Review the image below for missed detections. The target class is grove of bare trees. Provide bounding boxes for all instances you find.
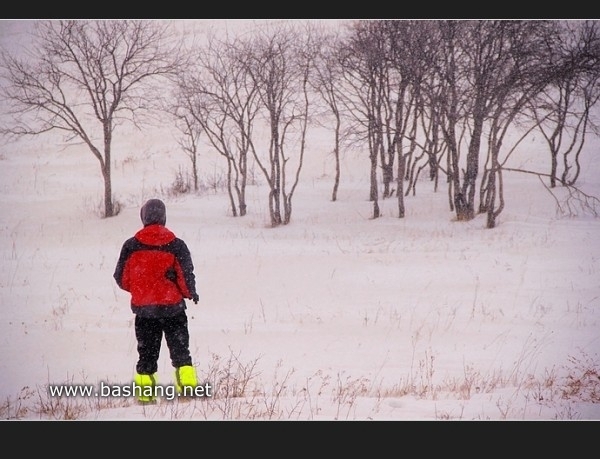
[2,19,599,228]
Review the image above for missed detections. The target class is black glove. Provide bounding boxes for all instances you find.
[192,293,199,304]
[165,267,177,282]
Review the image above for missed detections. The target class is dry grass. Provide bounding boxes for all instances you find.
[1,348,598,420]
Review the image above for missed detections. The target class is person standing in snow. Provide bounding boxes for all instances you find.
[113,198,200,403]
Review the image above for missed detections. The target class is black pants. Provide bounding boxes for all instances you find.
[134,311,192,375]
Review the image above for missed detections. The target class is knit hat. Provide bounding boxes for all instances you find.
[140,198,166,226]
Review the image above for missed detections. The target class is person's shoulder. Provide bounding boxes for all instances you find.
[170,236,191,251]
[120,235,140,249]
[172,236,189,246]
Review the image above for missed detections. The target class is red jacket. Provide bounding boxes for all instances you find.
[114,224,197,317]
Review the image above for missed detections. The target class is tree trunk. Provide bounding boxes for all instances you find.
[332,137,340,202]
[396,152,405,218]
[370,152,380,219]
[102,126,114,218]
[550,151,558,188]
[459,115,484,221]
[226,160,237,217]
[102,163,114,218]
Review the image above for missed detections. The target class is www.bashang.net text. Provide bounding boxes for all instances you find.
[47,381,213,401]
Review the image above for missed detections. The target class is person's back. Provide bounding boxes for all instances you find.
[114,198,200,403]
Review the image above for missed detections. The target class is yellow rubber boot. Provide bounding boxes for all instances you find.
[134,372,158,404]
[175,365,197,396]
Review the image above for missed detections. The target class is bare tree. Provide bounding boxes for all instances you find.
[338,21,442,220]
[0,20,187,217]
[428,21,552,223]
[175,33,260,217]
[172,111,202,192]
[312,29,345,202]
[384,20,434,218]
[337,21,395,219]
[477,21,600,228]
[529,20,600,188]
[246,22,317,226]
